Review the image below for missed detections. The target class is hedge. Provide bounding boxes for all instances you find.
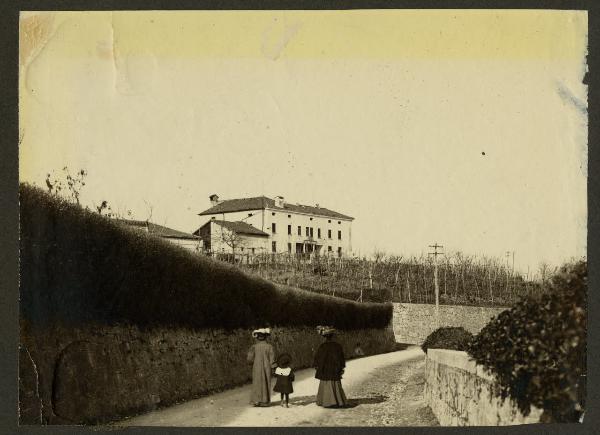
[19,184,392,331]
[421,327,473,354]
[467,261,587,422]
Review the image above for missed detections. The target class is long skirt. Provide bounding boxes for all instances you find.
[250,371,272,406]
[316,380,347,407]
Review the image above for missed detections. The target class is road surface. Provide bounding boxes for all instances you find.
[117,346,438,427]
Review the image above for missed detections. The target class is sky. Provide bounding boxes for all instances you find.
[19,10,588,273]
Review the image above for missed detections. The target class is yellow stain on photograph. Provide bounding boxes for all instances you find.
[19,10,587,270]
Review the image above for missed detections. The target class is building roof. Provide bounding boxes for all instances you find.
[196,220,270,237]
[116,219,199,240]
[198,196,353,220]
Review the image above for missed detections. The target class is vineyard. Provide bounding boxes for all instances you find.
[217,252,550,307]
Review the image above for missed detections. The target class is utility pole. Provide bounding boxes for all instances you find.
[526,264,530,296]
[512,251,515,275]
[512,251,515,296]
[429,243,444,328]
[505,251,511,295]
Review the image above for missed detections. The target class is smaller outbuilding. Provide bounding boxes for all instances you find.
[116,219,201,253]
[194,219,270,257]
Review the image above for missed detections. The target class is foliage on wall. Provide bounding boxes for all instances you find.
[468,261,587,422]
[421,326,474,353]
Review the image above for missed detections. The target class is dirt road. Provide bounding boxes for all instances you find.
[117,346,438,427]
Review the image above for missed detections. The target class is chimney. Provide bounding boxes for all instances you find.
[209,194,220,207]
[274,196,285,208]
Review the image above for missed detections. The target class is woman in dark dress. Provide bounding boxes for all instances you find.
[313,326,347,408]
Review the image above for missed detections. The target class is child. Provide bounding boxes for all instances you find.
[273,353,295,407]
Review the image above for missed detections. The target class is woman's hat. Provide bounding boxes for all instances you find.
[277,353,292,367]
[316,325,337,336]
[252,327,271,337]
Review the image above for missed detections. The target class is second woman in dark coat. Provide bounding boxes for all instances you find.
[313,326,348,408]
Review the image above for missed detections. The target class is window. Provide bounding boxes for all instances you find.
[310,217,313,221]
[211,217,216,220]
[288,214,291,218]
[328,246,332,252]
[328,220,331,223]
[272,223,276,233]
[287,224,292,235]
[297,226,301,235]
[248,213,253,217]
[310,227,314,238]
[240,247,244,252]
[338,221,341,224]
[318,228,321,238]
[306,227,309,236]
[272,212,276,216]
[252,248,255,254]
[287,242,292,253]
[272,241,277,253]
[337,247,342,257]
[338,230,342,240]
[328,229,332,239]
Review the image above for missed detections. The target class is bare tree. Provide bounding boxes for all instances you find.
[369,250,386,291]
[443,255,449,298]
[487,258,494,304]
[45,167,87,204]
[217,224,245,261]
[96,200,112,216]
[142,199,154,222]
[538,262,555,287]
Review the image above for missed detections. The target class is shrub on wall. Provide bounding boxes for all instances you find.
[421,327,473,353]
[467,261,587,423]
[19,184,392,331]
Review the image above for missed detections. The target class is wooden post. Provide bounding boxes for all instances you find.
[434,259,439,326]
[429,243,444,328]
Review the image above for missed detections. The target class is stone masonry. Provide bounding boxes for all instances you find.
[392,303,506,344]
[424,349,543,426]
[19,322,395,425]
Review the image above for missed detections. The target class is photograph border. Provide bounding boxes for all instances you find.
[1,1,597,434]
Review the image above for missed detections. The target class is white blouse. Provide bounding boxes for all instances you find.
[275,367,292,376]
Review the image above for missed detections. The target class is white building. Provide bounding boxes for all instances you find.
[197,194,354,257]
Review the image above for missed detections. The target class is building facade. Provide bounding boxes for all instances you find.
[194,219,270,255]
[197,195,354,257]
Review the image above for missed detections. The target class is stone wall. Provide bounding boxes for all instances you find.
[425,349,543,426]
[19,322,395,425]
[393,303,506,344]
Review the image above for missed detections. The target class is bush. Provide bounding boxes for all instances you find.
[421,327,474,353]
[19,184,392,331]
[467,261,587,422]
